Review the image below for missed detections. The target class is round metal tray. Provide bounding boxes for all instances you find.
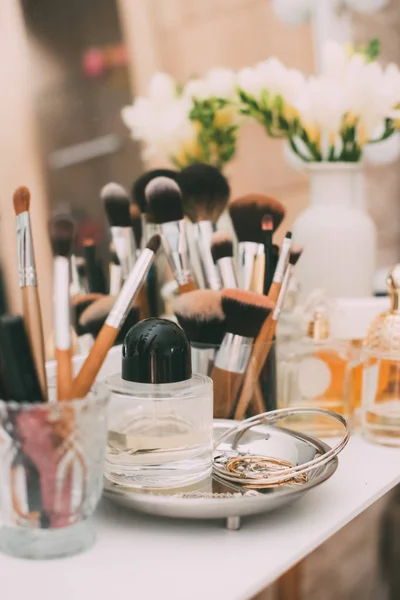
[103,419,339,529]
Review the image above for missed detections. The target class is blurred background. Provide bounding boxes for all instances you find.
[1,2,400,595]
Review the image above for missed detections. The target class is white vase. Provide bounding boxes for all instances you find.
[292,163,376,299]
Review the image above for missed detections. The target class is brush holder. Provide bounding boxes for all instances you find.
[0,383,108,560]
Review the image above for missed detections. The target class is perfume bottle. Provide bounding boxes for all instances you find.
[362,265,400,446]
[279,308,354,436]
[105,318,214,489]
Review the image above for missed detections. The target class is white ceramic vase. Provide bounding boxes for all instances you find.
[292,163,376,299]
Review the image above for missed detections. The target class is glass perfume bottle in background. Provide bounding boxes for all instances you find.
[278,308,356,436]
[361,265,400,446]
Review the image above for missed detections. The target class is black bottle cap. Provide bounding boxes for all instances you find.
[122,318,192,384]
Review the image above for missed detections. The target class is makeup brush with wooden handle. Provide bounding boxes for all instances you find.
[179,163,230,291]
[13,186,47,399]
[49,215,75,401]
[229,193,285,294]
[234,246,303,420]
[71,234,161,399]
[211,289,274,419]
[145,176,198,295]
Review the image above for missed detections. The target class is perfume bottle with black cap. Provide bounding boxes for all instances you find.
[105,318,213,489]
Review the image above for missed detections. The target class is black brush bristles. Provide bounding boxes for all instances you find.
[101,182,131,227]
[173,290,225,346]
[48,215,75,257]
[229,194,286,243]
[221,289,274,338]
[145,177,184,224]
[289,245,303,266]
[132,169,178,219]
[130,202,143,248]
[211,231,234,263]
[178,163,230,223]
[146,234,161,254]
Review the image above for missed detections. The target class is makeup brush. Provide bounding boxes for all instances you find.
[108,243,122,296]
[83,239,105,294]
[235,248,303,420]
[173,290,225,376]
[129,202,150,319]
[71,234,161,398]
[78,294,140,343]
[102,183,136,281]
[49,215,75,401]
[229,194,286,293]
[72,293,104,336]
[0,315,45,403]
[210,231,238,288]
[130,202,143,252]
[211,290,274,419]
[179,164,230,290]
[132,169,178,222]
[13,186,47,399]
[70,254,86,297]
[262,214,274,295]
[268,231,293,303]
[145,176,197,294]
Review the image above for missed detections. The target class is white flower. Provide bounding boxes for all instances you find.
[237,66,265,97]
[322,41,350,80]
[184,68,236,100]
[295,76,346,136]
[122,72,195,161]
[364,133,400,165]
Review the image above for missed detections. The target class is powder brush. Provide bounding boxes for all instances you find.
[13,186,47,399]
[71,234,161,398]
[229,193,286,293]
[173,289,225,376]
[234,247,303,420]
[211,289,274,418]
[79,294,139,343]
[145,176,197,294]
[210,231,238,288]
[102,182,136,281]
[179,164,230,290]
[132,168,178,223]
[49,215,75,401]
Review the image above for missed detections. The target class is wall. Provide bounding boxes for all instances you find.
[118,0,314,241]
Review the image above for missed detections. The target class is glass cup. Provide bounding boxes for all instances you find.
[0,383,108,559]
[361,348,400,446]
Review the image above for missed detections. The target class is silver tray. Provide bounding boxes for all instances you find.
[103,419,339,530]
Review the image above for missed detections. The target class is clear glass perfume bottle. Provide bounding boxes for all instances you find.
[362,265,400,446]
[105,318,214,489]
[278,308,354,436]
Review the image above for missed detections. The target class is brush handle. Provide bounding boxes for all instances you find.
[234,316,276,420]
[22,287,47,398]
[211,365,244,419]
[71,324,117,398]
[55,348,73,401]
[250,254,265,294]
[178,280,197,295]
[134,284,150,319]
[268,281,281,304]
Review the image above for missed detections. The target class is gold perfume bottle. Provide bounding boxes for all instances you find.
[362,265,400,446]
[279,308,355,436]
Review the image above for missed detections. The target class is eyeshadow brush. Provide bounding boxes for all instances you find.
[13,186,47,399]
[210,232,238,288]
[71,234,161,398]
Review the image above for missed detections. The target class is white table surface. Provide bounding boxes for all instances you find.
[2,434,399,600]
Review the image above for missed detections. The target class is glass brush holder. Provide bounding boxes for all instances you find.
[0,383,108,560]
[105,318,214,490]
